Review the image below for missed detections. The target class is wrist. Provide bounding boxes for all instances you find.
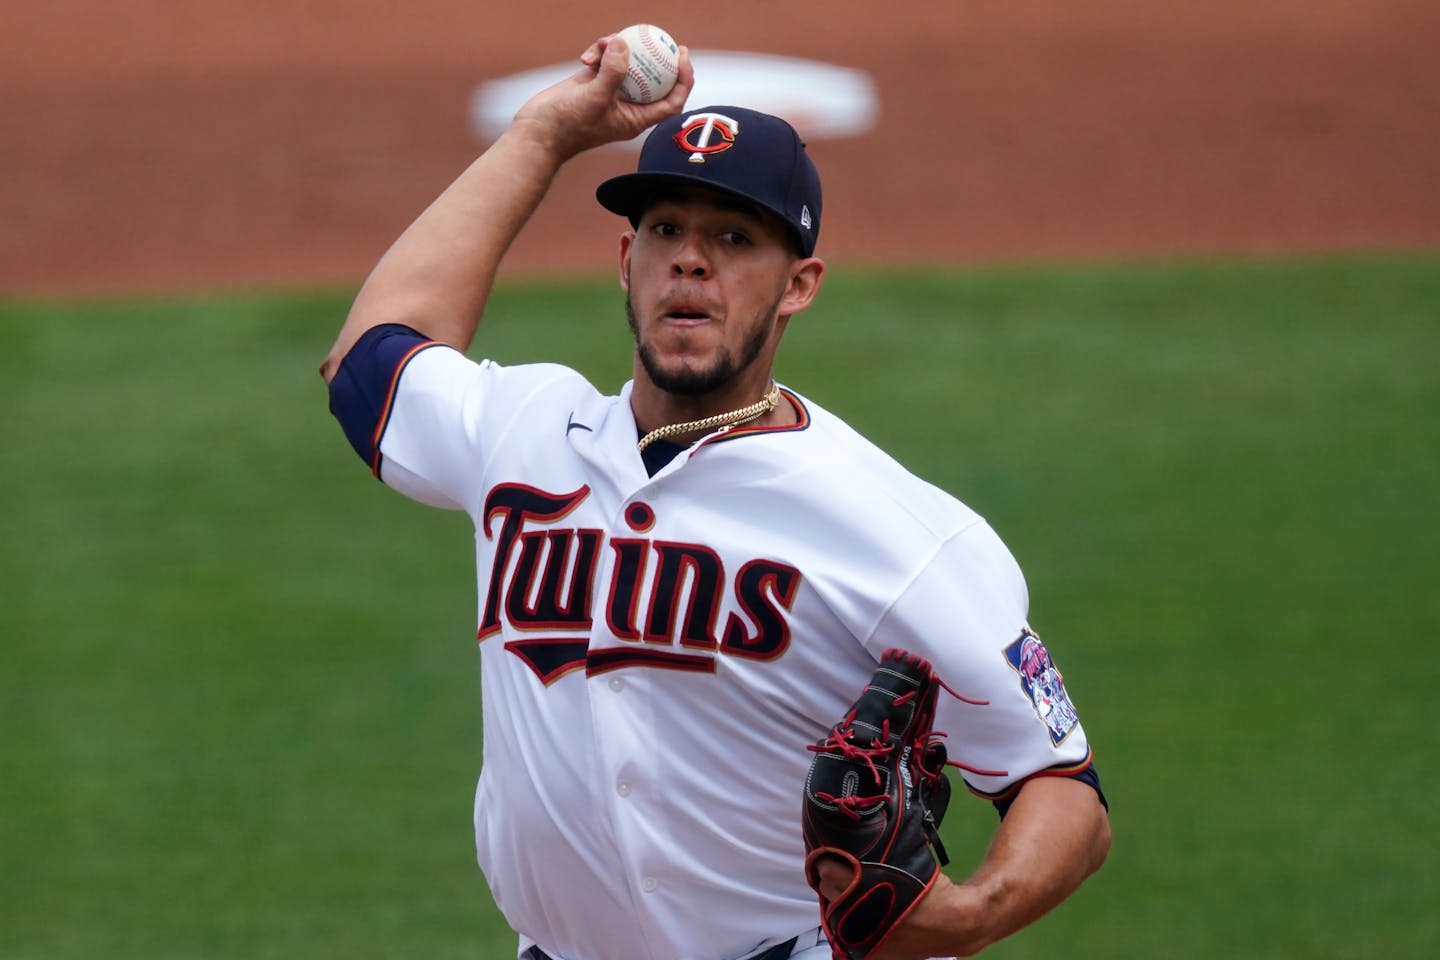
[879,874,992,960]
[497,117,578,169]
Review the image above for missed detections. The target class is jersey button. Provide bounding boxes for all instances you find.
[609,677,625,692]
[616,780,631,797]
[641,877,658,893]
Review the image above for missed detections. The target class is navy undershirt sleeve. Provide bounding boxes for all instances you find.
[993,763,1108,819]
[327,323,439,469]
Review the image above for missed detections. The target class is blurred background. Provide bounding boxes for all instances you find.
[3,2,1438,958]
[5,0,1438,294]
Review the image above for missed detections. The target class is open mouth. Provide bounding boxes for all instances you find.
[657,292,719,324]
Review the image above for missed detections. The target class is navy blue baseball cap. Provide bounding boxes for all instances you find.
[596,106,823,257]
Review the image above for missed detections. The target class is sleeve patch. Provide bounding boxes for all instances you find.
[1003,627,1080,745]
[327,324,442,474]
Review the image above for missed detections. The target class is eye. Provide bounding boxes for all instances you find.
[720,230,752,246]
[651,222,680,238]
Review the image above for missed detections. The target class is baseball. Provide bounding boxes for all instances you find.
[615,24,680,104]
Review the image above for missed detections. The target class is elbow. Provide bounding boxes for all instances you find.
[1087,807,1113,876]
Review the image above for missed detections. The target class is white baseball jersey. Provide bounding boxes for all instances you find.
[329,325,1098,960]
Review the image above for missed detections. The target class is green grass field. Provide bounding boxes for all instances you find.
[4,253,1437,959]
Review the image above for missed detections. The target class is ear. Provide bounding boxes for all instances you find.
[779,257,826,318]
[618,231,636,292]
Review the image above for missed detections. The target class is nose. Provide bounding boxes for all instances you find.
[671,236,709,278]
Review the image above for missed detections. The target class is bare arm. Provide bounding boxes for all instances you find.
[319,35,693,382]
[818,776,1111,958]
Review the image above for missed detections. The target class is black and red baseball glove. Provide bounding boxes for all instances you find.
[802,649,955,960]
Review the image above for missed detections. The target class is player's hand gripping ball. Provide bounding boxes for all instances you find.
[615,24,680,104]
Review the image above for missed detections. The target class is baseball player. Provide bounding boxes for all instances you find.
[321,33,1109,960]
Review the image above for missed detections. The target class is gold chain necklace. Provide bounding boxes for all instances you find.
[636,385,782,453]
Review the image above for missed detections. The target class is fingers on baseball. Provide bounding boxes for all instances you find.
[597,36,630,80]
[601,38,665,109]
[664,45,694,105]
[576,38,599,69]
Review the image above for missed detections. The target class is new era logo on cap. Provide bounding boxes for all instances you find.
[596,105,823,256]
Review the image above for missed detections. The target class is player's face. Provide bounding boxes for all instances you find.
[620,188,822,398]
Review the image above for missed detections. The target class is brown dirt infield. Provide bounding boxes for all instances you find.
[3,1,1437,295]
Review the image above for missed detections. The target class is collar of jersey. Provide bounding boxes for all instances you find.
[689,387,810,456]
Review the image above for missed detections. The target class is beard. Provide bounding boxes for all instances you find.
[625,291,781,397]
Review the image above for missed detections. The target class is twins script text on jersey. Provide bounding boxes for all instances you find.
[481,482,801,683]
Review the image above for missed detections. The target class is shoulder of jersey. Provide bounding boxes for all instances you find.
[761,392,984,537]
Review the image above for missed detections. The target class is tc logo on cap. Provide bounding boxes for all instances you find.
[674,112,740,164]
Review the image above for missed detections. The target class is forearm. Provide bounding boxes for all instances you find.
[888,777,1111,958]
[319,34,693,383]
[321,127,565,380]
